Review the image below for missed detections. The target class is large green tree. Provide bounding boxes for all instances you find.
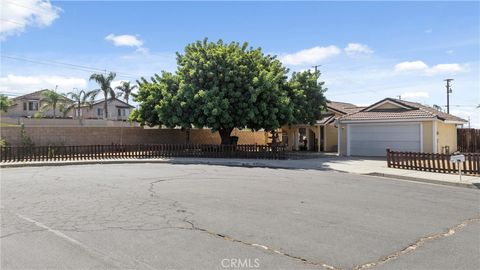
[132,39,327,144]
[89,72,116,118]
[287,70,327,125]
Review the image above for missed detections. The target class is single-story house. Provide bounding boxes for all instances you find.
[281,101,361,152]
[78,97,134,121]
[3,89,74,118]
[337,98,467,156]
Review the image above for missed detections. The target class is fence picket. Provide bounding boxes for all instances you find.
[386,150,479,176]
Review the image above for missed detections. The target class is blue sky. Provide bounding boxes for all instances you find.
[1,1,479,126]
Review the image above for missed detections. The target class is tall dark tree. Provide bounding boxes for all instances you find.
[89,72,116,118]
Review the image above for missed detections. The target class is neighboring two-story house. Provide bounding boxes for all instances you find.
[78,97,134,120]
[3,90,134,121]
[2,89,74,118]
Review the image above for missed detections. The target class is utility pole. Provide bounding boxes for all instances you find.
[444,79,453,114]
[311,65,321,73]
[397,95,402,100]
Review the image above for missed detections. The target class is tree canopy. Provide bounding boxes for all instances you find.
[131,39,327,144]
[0,94,12,112]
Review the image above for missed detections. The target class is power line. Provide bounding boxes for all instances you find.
[1,55,139,79]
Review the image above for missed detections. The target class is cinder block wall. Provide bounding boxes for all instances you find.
[0,127,268,146]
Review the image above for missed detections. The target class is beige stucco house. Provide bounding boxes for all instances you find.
[78,98,134,121]
[281,101,361,152]
[2,89,74,118]
[337,98,467,156]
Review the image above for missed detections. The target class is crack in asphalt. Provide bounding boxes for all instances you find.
[181,219,342,270]
[145,171,343,269]
[353,216,480,270]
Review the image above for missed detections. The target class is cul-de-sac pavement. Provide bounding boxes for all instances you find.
[1,163,479,270]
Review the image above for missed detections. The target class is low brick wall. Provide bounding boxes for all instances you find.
[0,127,268,146]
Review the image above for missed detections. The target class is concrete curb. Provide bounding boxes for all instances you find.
[1,159,478,190]
[0,159,292,170]
[365,172,479,190]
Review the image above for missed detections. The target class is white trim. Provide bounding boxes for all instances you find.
[420,122,423,152]
[324,125,327,152]
[346,124,351,156]
[364,100,412,111]
[433,121,437,153]
[337,125,341,156]
[346,121,425,126]
[339,118,436,124]
[443,120,467,124]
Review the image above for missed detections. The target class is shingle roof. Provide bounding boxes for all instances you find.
[339,98,467,123]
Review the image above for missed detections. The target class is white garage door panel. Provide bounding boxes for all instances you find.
[349,124,421,156]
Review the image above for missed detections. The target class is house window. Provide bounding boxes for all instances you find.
[75,109,82,117]
[28,101,38,111]
[23,102,27,111]
[118,108,126,117]
[97,108,104,117]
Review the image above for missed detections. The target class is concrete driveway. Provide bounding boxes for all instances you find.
[1,163,479,270]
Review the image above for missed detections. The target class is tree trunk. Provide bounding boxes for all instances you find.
[219,128,233,145]
[104,96,108,119]
[53,102,56,119]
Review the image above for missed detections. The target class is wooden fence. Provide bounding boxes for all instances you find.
[457,128,480,153]
[0,144,286,162]
[386,149,479,175]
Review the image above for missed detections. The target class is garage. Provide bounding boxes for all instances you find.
[348,123,421,156]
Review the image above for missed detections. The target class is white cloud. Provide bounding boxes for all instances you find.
[424,29,433,34]
[451,108,479,128]
[394,61,429,72]
[279,45,341,66]
[446,50,454,55]
[0,74,87,95]
[394,61,467,75]
[344,43,373,56]
[401,91,429,99]
[105,34,142,47]
[0,0,61,40]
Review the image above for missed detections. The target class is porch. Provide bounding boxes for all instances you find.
[281,124,339,153]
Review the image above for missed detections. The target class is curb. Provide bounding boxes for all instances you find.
[1,159,478,190]
[0,159,289,170]
[365,172,479,190]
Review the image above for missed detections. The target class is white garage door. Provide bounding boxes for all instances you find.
[348,123,421,156]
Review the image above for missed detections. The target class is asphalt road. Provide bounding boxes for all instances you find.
[1,163,479,270]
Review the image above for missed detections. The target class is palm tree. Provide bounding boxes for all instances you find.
[41,89,67,118]
[67,89,97,122]
[115,81,137,105]
[89,72,116,118]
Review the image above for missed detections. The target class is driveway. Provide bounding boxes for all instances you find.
[1,163,479,269]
